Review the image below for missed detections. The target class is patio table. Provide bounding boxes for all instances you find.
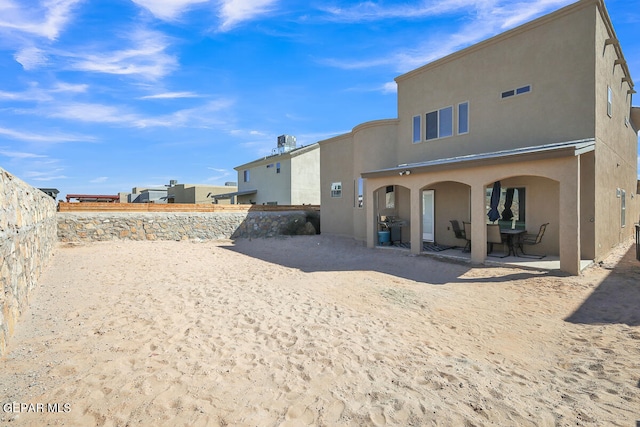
[500,228,526,257]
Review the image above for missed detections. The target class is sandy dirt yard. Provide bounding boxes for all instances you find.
[1,235,639,426]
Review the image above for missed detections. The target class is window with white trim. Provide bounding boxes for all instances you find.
[501,84,531,99]
[458,102,469,134]
[412,115,421,143]
[355,178,363,208]
[425,106,453,140]
[330,182,342,198]
[243,170,250,182]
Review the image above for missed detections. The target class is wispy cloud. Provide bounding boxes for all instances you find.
[31,98,235,128]
[14,46,48,70]
[131,0,209,21]
[320,0,574,73]
[0,81,88,102]
[90,176,109,183]
[23,168,68,182]
[133,99,235,128]
[0,126,94,143]
[218,0,279,31]
[140,91,201,99]
[205,167,232,182]
[319,0,482,22]
[66,28,177,80]
[0,149,48,159]
[43,102,140,124]
[0,0,82,40]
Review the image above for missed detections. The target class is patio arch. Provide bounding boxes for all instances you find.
[371,183,411,246]
[363,153,584,274]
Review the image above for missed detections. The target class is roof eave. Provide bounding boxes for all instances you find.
[361,139,596,179]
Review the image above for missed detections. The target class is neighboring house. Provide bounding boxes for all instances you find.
[319,0,639,275]
[234,136,320,205]
[38,188,59,199]
[166,183,238,204]
[128,188,168,203]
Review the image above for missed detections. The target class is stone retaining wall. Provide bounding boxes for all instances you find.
[57,210,320,242]
[0,168,57,355]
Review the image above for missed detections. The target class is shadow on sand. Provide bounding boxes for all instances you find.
[222,235,567,286]
[566,245,640,326]
[221,235,470,285]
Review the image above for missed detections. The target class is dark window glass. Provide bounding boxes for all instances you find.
[425,111,438,140]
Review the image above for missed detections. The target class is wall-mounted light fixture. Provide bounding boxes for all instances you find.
[398,170,412,176]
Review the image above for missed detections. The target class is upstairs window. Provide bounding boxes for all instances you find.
[276,162,281,173]
[243,170,250,182]
[412,115,421,143]
[425,106,453,140]
[425,111,438,140]
[607,86,613,117]
[458,102,469,134]
[502,85,531,99]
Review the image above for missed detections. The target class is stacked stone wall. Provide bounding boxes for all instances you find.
[57,210,319,242]
[0,168,57,355]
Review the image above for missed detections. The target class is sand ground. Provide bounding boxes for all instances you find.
[1,235,639,426]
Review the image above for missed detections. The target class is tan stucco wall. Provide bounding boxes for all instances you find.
[318,0,638,275]
[320,134,354,237]
[395,2,595,163]
[237,157,292,205]
[236,145,320,205]
[291,148,321,205]
[593,3,639,260]
[169,184,237,204]
[352,120,400,241]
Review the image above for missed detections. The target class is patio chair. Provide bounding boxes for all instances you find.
[519,223,549,259]
[487,224,508,257]
[450,220,466,239]
[462,222,471,252]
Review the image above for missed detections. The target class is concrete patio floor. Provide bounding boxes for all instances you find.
[377,243,594,274]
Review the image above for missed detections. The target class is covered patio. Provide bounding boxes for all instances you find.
[362,140,596,275]
[376,243,594,274]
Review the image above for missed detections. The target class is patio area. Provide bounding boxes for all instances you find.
[376,242,594,273]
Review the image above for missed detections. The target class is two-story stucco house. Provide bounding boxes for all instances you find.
[234,136,320,205]
[319,0,640,275]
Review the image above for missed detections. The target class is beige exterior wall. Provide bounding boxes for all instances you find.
[237,157,291,204]
[291,148,321,205]
[352,120,399,240]
[320,134,354,237]
[592,3,640,259]
[396,2,596,163]
[168,184,237,204]
[236,144,320,205]
[318,0,638,275]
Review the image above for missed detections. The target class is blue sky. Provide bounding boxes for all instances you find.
[1,0,639,198]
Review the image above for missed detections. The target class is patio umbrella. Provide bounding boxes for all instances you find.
[487,181,501,222]
[501,188,514,220]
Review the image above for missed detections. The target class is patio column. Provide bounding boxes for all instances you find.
[470,183,487,264]
[559,157,581,275]
[366,179,375,248]
[410,186,421,255]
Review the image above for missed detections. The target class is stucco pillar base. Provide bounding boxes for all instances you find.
[470,183,487,264]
